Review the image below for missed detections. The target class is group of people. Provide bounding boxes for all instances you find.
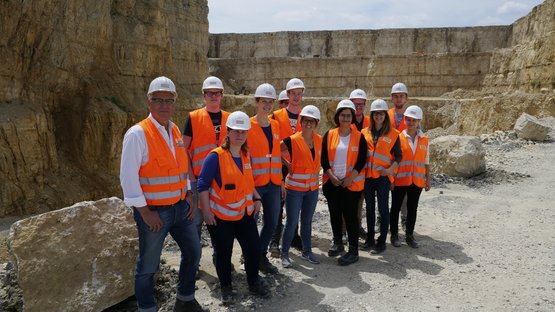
[120,76,431,311]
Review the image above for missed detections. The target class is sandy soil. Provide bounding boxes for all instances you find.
[3,120,555,312]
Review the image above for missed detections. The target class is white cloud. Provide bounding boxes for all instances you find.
[496,1,529,14]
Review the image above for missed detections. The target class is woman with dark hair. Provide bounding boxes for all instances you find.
[361,99,402,254]
[321,100,367,265]
[198,111,270,304]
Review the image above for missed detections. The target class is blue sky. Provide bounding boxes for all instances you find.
[207,0,544,33]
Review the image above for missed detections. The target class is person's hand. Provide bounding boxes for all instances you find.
[341,175,355,188]
[254,200,262,215]
[390,183,395,191]
[425,178,431,192]
[186,192,195,220]
[328,173,342,187]
[281,184,286,200]
[137,206,163,232]
[380,167,393,177]
[202,208,217,226]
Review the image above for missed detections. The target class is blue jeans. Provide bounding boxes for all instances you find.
[256,183,281,254]
[133,200,200,312]
[364,177,391,244]
[282,188,319,256]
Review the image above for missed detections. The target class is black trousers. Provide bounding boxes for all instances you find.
[323,181,362,253]
[391,184,423,236]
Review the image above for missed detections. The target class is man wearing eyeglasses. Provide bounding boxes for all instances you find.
[120,76,206,311]
[182,76,230,248]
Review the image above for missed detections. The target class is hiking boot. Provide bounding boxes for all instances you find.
[301,252,320,264]
[360,238,375,251]
[390,234,401,247]
[174,298,208,312]
[327,243,345,257]
[220,285,234,305]
[370,242,386,254]
[249,278,271,299]
[281,255,292,268]
[259,254,278,274]
[269,240,280,258]
[337,251,359,266]
[406,235,419,248]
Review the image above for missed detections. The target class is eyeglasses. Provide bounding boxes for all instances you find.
[150,98,176,105]
[204,91,222,97]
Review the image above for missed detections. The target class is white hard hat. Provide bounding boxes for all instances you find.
[391,82,408,95]
[254,83,276,99]
[404,105,423,120]
[286,78,305,91]
[202,76,224,91]
[148,76,176,96]
[278,90,288,101]
[336,99,356,112]
[370,99,389,112]
[299,105,321,121]
[349,89,367,100]
[226,111,251,130]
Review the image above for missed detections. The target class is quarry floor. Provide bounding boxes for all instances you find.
[2,120,555,312]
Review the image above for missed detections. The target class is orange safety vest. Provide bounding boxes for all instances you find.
[323,128,365,191]
[361,127,400,181]
[394,133,428,188]
[247,117,282,186]
[208,147,255,221]
[285,132,322,192]
[188,108,230,177]
[138,118,188,206]
[389,108,407,132]
[351,115,371,132]
[273,107,301,140]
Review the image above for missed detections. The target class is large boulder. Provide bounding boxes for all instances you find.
[430,135,486,177]
[513,113,550,141]
[7,197,137,312]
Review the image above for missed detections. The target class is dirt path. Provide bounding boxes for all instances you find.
[181,122,555,312]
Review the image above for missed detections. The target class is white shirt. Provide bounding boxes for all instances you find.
[120,114,188,208]
[401,129,429,165]
[332,134,350,180]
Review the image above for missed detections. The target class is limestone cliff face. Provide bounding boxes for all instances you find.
[483,0,555,93]
[0,0,209,216]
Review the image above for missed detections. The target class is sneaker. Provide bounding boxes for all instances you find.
[301,252,320,264]
[220,285,234,305]
[390,234,401,247]
[259,255,278,274]
[249,278,271,299]
[370,242,386,255]
[337,251,359,266]
[406,235,419,248]
[327,243,345,257]
[359,227,367,239]
[360,238,375,251]
[281,255,292,268]
[174,298,208,312]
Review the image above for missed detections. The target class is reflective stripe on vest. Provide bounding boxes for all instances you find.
[247,117,283,186]
[322,128,365,191]
[361,127,399,180]
[138,118,189,206]
[208,147,255,220]
[188,109,229,177]
[284,132,322,192]
[394,133,428,188]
